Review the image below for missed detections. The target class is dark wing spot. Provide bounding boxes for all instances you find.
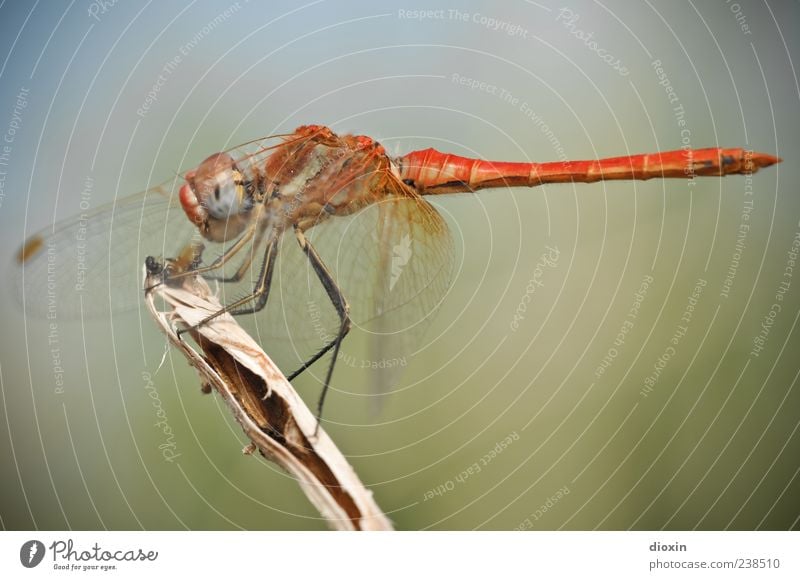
[16,235,44,264]
[403,178,415,186]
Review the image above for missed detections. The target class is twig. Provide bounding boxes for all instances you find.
[143,267,393,531]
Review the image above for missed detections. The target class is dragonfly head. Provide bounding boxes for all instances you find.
[179,152,254,243]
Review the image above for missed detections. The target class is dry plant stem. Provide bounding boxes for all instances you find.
[143,268,393,531]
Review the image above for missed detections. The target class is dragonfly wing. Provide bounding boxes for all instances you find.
[260,181,455,399]
[12,177,198,318]
[360,188,455,403]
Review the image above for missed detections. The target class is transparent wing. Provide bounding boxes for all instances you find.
[251,182,455,398]
[11,177,198,318]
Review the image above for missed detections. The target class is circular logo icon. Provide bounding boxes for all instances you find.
[20,540,45,568]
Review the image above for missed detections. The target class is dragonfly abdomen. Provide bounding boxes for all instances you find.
[399,146,781,195]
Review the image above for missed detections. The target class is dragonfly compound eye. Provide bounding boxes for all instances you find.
[181,152,253,243]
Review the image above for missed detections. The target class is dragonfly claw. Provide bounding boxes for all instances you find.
[145,255,164,276]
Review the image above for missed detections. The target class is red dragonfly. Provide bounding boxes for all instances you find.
[16,125,780,417]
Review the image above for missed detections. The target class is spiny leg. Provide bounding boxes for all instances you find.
[225,234,279,316]
[177,234,278,335]
[145,220,258,291]
[203,225,268,284]
[177,223,256,277]
[287,225,351,434]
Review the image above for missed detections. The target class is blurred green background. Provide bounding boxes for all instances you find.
[0,0,798,530]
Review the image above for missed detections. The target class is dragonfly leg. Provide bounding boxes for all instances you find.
[286,225,351,434]
[202,225,267,283]
[176,235,278,335]
[153,220,258,286]
[224,235,279,316]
